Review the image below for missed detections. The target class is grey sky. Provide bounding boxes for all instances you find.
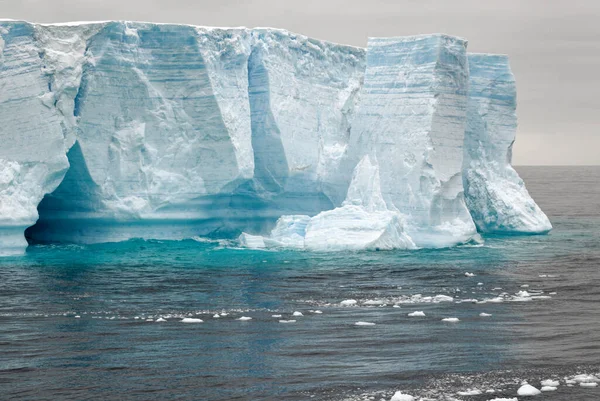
[1,0,598,165]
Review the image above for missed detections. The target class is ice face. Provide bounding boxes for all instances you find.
[248,29,365,206]
[345,35,477,248]
[463,54,551,233]
[0,22,76,255]
[0,21,550,256]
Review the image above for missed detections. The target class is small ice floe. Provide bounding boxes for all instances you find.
[580,382,598,388]
[517,383,541,396]
[521,284,530,288]
[569,374,599,384]
[312,310,323,314]
[354,321,376,326]
[407,311,425,317]
[433,295,454,303]
[541,386,557,391]
[457,389,481,396]
[363,299,385,306]
[279,320,296,324]
[541,379,560,387]
[477,282,483,286]
[479,313,492,317]
[390,391,414,401]
[181,318,203,323]
[220,312,229,316]
[465,272,476,277]
[340,299,357,306]
[156,318,166,322]
[539,274,548,278]
[238,316,252,321]
[392,305,401,308]
[272,314,282,318]
[213,314,220,318]
[146,318,154,322]
[75,315,81,318]
[441,317,459,322]
[549,292,557,295]
[489,398,517,401]
[292,311,303,317]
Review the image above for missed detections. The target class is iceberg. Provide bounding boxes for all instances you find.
[0,20,550,256]
[463,54,551,233]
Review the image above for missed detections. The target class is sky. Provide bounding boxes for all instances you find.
[1,0,598,165]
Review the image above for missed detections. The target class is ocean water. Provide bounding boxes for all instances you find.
[0,166,599,400]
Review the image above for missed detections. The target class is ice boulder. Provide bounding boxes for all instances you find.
[344,35,477,248]
[242,155,416,251]
[463,54,551,233]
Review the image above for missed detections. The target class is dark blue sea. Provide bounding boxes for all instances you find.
[1,166,599,400]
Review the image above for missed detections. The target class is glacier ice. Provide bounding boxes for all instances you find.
[0,20,551,256]
[463,54,552,234]
[343,35,477,248]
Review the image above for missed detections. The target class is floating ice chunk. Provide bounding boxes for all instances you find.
[354,321,376,326]
[303,205,416,251]
[267,215,310,249]
[156,318,166,322]
[238,316,252,321]
[213,314,220,318]
[541,386,557,391]
[465,272,475,277]
[442,317,460,322]
[341,299,357,306]
[389,391,414,401]
[570,374,599,383]
[433,295,454,303]
[580,382,598,388]
[238,233,266,249]
[457,389,481,396]
[272,314,282,318]
[181,318,203,323]
[313,310,323,314]
[408,311,426,317]
[364,300,385,305]
[75,315,81,318]
[479,313,492,317]
[517,383,541,396]
[541,379,560,387]
[477,282,483,286]
[279,320,296,324]
[292,311,303,316]
[220,312,229,316]
[489,398,517,401]
[521,284,530,288]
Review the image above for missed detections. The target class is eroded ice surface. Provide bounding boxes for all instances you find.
[463,54,551,234]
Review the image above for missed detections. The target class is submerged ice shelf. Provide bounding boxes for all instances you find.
[0,21,550,255]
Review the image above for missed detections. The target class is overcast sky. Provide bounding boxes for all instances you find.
[2,0,598,165]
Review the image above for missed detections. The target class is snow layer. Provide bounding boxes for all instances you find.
[0,21,550,255]
[463,54,552,233]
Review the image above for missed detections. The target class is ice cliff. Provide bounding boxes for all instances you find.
[463,54,551,233]
[0,20,550,256]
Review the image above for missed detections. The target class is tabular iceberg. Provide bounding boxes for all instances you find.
[0,20,550,256]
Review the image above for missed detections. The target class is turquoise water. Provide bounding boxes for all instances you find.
[1,167,599,400]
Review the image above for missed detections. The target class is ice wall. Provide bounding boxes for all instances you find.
[346,35,477,247]
[0,21,89,255]
[248,29,365,208]
[26,22,256,244]
[463,54,551,233]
